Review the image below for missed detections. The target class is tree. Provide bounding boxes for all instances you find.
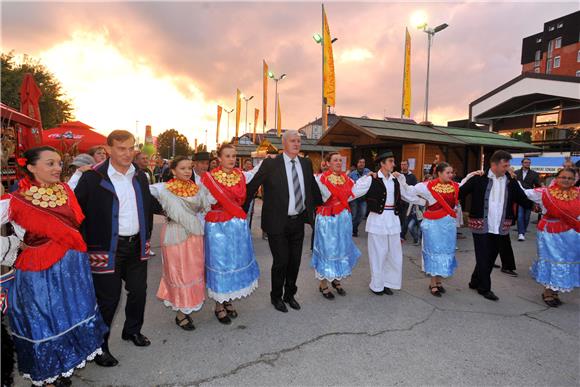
[195,143,207,152]
[157,129,192,159]
[1,51,74,129]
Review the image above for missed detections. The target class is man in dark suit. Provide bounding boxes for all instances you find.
[459,150,533,301]
[515,157,541,241]
[244,130,322,313]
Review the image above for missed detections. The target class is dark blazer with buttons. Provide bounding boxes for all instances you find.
[515,168,541,189]
[244,154,323,235]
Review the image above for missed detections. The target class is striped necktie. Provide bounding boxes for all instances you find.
[291,159,305,214]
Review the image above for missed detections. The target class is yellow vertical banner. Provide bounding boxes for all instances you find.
[263,60,268,132]
[235,89,241,143]
[253,108,259,143]
[323,5,335,107]
[277,97,282,137]
[216,105,222,144]
[402,27,412,118]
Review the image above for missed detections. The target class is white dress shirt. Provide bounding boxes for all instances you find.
[487,169,507,235]
[283,153,306,216]
[108,163,140,236]
[193,170,202,185]
[365,171,417,235]
[522,169,528,180]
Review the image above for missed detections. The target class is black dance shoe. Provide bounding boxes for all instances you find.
[331,281,346,296]
[371,289,384,296]
[478,290,499,301]
[383,287,393,295]
[121,332,151,347]
[283,296,301,310]
[319,286,335,300]
[271,298,288,313]
[501,269,518,277]
[94,350,119,367]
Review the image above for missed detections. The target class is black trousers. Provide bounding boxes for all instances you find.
[497,234,516,270]
[471,233,507,292]
[92,236,147,350]
[267,214,306,300]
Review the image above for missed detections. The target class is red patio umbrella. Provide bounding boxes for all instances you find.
[19,73,43,149]
[42,121,107,154]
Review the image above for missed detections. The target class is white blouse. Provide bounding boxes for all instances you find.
[314,174,373,203]
[0,198,26,267]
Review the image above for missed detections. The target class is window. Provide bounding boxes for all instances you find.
[534,50,541,66]
[576,70,580,77]
[577,49,580,62]
[554,56,560,68]
[555,37,562,49]
[534,67,540,73]
[535,112,559,127]
[546,58,552,74]
[548,25,555,31]
[536,37,542,43]
[557,22,563,28]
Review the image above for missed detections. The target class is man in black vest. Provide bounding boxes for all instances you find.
[365,151,420,295]
[514,157,540,241]
[75,130,161,367]
[459,150,533,301]
[244,130,322,313]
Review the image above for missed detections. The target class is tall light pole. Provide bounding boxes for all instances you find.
[268,71,286,133]
[417,22,448,123]
[243,95,254,133]
[224,107,234,142]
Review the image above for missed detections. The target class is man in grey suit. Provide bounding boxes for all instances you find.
[515,157,541,241]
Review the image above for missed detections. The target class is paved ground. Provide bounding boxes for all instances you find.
[16,200,579,386]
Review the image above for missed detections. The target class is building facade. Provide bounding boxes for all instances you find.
[521,11,580,77]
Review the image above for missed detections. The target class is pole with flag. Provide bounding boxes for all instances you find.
[216,105,223,145]
[263,60,268,133]
[277,98,282,137]
[322,4,336,133]
[401,27,412,118]
[253,108,259,143]
[235,89,241,144]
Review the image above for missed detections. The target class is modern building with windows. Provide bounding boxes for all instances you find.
[521,10,579,76]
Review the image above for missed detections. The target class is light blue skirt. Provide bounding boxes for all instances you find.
[311,209,361,281]
[8,250,108,385]
[205,218,260,302]
[531,229,580,292]
[421,215,457,277]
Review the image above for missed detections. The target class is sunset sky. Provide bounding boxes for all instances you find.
[2,1,577,149]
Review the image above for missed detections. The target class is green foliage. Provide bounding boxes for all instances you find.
[157,129,192,159]
[195,143,207,152]
[1,51,74,129]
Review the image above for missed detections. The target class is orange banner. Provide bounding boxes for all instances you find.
[235,89,241,143]
[253,108,259,143]
[323,5,335,107]
[402,27,411,118]
[263,60,268,132]
[216,105,222,144]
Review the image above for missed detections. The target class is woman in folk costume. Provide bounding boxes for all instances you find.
[396,162,482,297]
[149,156,211,331]
[518,167,580,307]
[1,146,107,386]
[311,152,371,299]
[201,144,260,325]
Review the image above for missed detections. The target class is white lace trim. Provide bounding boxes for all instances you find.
[207,280,258,303]
[539,283,575,293]
[423,270,453,278]
[314,270,351,281]
[162,300,203,314]
[23,347,102,386]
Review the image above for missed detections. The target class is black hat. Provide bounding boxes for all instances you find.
[193,151,210,161]
[374,150,394,163]
[267,149,279,155]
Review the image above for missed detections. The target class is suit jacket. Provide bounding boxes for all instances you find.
[515,168,540,189]
[244,154,322,234]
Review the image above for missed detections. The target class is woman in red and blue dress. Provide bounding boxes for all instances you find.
[398,163,482,297]
[311,152,371,299]
[1,146,107,386]
[201,144,260,324]
[518,167,580,307]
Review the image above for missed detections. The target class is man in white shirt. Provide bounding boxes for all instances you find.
[75,130,161,367]
[459,150,533,301]
[364,151,421,295]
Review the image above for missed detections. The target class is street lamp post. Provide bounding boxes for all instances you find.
[418,22,448,123]
[268,72,286,133]
[243,95,254,134]
[224,107,234,142]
